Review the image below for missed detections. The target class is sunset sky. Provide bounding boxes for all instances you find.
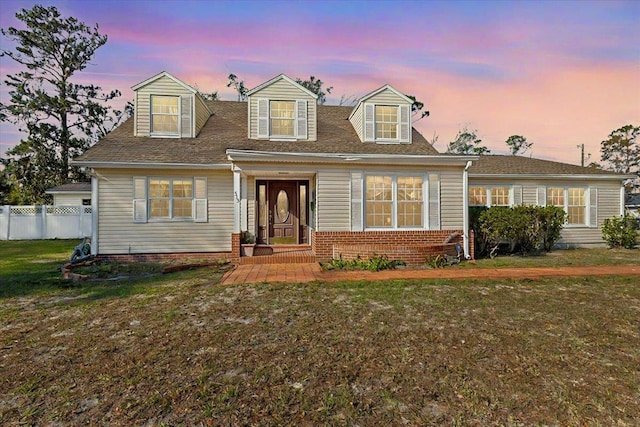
[1,0,639,166]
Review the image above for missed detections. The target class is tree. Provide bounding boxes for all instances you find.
[0,5,121,204]
[295,76,333,105]
[505,135,532,155]
[600,125,639,174]
[197,91,219,101]
[405,94,430,121]
[227,74,248,101]
[446,128,491,155]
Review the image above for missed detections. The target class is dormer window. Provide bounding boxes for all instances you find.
[151,95,179,135]
[375,106,398,140]
[270,101,295,137]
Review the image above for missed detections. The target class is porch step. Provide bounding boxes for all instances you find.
[240,247,316,265]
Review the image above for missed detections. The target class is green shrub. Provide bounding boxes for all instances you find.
[323,254,405,272]
[478,205,566,257]
[425,254,447,269]
[602,215,638,249]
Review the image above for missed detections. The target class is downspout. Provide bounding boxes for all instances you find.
[462,161,472,259]
[91,174,98,256]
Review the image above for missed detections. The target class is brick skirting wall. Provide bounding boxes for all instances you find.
[312,230,473,265]
[100,233,242,265]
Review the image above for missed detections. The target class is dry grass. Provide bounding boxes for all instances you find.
[1,271,638,426]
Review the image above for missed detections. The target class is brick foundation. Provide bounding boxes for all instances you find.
[312,230,469,266]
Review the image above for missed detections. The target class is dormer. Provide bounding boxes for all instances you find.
[247,74,318,141]
[131,71,212,138]
[349,85,413,144]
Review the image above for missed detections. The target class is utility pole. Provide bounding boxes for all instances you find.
[576,144,591,167]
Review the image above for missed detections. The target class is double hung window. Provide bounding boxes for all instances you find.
[469,186,511,207]
[269,101,295,137]
[547,187,586,225]
[151,96,179,134]
[365,175,424,228]
[375,106,398,140]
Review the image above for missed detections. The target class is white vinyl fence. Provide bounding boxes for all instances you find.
[0,205,92,240]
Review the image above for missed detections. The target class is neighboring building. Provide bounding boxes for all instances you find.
[74,71,632,263]
[45,182,92,206]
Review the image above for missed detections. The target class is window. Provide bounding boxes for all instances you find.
[375,106,398,139]
[148,178,193,220]
[151,96,179,134]
[270,101,295,137]
[548,187,586,225]
[469,187,487,206]
[397,176,423,227]
[469,186,510,207]
[365,175,424,228]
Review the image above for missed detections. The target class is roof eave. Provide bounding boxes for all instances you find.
[469,173,635,180]
[227,149,477,165]
[71,160,231,169]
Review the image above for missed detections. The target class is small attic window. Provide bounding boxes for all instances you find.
[375,105,398,140]
[151,95,179,135]
[270,101,295,137]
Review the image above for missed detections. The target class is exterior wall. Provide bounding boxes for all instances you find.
[95,168,234,255]
[312,229,468,265]
[469,177,625,246]
[366,87,409,105]
[52,193,91,206]
[349,103,364,141]
[194,95,211,136]
[135,75,194,137]
[248,79,317,140]
[315,165,464,232]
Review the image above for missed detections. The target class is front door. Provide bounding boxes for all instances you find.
[268,181,298,244]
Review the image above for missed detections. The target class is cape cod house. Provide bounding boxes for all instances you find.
[73,71,631,264]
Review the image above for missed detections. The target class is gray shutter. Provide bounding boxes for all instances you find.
[257,98,269,138]
[364,103,375,142]
[133,177,147,223]
[194,177,208,223]
[180,96,192,137]
[399,104,410,142]
[589,186,598,227]
[512,185,523,206]
[296,100,307,139]
[428,173,440,230]
[537,185,547,206]
[351,172,363,231]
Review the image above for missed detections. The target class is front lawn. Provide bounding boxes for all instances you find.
[0,240,638,425]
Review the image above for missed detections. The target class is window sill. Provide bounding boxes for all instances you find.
[150,133,181,138]
[147,218,195,223]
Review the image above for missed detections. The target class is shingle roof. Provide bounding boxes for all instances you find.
[75,100,440,165]
[469,155,626,176]
[45,182,92,193]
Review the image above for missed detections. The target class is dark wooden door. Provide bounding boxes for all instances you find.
[269,181,298,244]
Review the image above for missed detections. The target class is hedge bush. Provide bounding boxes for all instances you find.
[477,205,566,257]
[602,215,638,249]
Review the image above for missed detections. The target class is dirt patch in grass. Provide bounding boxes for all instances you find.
[1,275,638,426]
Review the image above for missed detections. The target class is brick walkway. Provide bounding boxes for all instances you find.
[220,263,640,285]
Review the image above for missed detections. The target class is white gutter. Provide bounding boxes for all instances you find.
[71,161,231,170]
[469,173,635,181]
[227,149,478,165]
[463,160,473,260]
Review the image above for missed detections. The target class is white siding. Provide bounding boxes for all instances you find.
[316,168,351,231]
[194,95,211,136]
[53,194,90,206]
[366,88,409,105]
[95,168,233,254]
[349,103,364,141]
[135,75,195,137]
[248,79,317,140]
[315,164,465,232]
[468,177,625,246]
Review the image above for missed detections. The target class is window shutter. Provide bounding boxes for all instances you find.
[428,173,440,230]
[537,186,546,206]
[512,185,523,206]
[351,172,363,231]
[399,104,411,142]
[133,177,147,223]
[180,96,192,137]
[364,103,375,141]
[257,98,269,138]
[589,186,598,228]
[194,177,208,223]
[296,100,307,139]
